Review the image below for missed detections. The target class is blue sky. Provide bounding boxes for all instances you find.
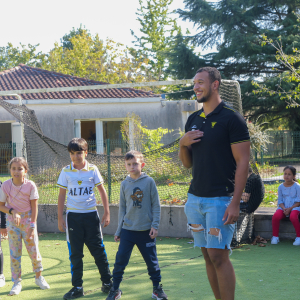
[1,0,200,53]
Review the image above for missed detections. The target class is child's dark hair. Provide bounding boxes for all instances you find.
[67,138,88,153]
[8,157,29,172]
[125,150,144,162]
[284,165,298,182]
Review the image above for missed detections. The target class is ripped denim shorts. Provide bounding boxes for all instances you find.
[184,193,235,250]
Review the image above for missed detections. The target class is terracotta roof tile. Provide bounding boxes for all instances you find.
[0,64,158,100]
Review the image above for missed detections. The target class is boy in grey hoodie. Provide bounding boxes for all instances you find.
[106,150,168,300]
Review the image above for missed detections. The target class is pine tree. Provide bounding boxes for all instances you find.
[178,0,300,78]
[165,33,204,99]
[131,0,181,82]
[168,0,300,129]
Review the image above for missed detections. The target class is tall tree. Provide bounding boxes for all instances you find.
[252,36,300,131]
[169,0,300,129]
[60,25,90,50]
[131,0,182,82]
[165,33,203,99]
[0,43,46,71]
[43,30,150,84]
[178,0,300,78]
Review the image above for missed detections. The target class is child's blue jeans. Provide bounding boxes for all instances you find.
[112,228,161,289]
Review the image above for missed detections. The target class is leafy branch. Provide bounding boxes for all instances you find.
[253,33,300,107]
[120,112,173,152]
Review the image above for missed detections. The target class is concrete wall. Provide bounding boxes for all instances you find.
[37,204,193,238]
[253,208,297,239]
[0,99,199,145]
[37,205,298,240]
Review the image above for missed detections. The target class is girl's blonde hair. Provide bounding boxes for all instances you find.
[8,157,29,172]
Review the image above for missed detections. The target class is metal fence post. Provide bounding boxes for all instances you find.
[281,135,284,158]
[106,139,111,203]
[260,146,264,166]
[13,143,16,157]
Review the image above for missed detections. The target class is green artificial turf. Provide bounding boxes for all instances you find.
[0,234,298,299]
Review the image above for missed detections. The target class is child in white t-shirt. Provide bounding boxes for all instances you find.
[57,138,112,300]
[271,165,300,246]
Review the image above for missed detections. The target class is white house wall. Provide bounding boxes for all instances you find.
[0,99,200,145]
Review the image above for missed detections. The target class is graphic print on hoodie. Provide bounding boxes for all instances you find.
[115,173,161,236]
[131,187,143,208]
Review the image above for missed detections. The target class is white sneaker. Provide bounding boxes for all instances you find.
[10,280,22,295]
[35,276,50,289]
[0,274,5,288]
[271,236,280,245]
[293,237,300,246]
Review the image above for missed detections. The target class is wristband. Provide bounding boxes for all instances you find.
[9,208,13,215]
[30,222,36,229]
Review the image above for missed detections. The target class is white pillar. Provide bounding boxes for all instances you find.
[96,120,104,154]
[129,119,134,150]
[182,112,190,129]
[74,120,81,138]
[11,122,23,157]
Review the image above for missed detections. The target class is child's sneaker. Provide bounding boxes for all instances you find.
[101,281,113,293]
[106,287,122,300]
[63,287,84,299]
[0,274,5,288]
[10,280,22,295]
[152,284,168,300]
[35,275,50,289]
[293,237,300,246]
[271,236,279,245]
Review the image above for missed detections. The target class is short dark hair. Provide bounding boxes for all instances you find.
[125,150,144,162]
[196,67,221,87]
[67,138,88,153]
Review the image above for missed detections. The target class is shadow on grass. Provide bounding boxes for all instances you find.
[0,233,204,299]
[1,233,299,299]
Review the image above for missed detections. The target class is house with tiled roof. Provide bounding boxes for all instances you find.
[0,64,158,100]
[0,64,198,157]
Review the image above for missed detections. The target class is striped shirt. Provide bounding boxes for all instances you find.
[57,160,104,213]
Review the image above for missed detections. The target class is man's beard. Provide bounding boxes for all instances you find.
[197,96,209,103]
[196,87,212,103]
